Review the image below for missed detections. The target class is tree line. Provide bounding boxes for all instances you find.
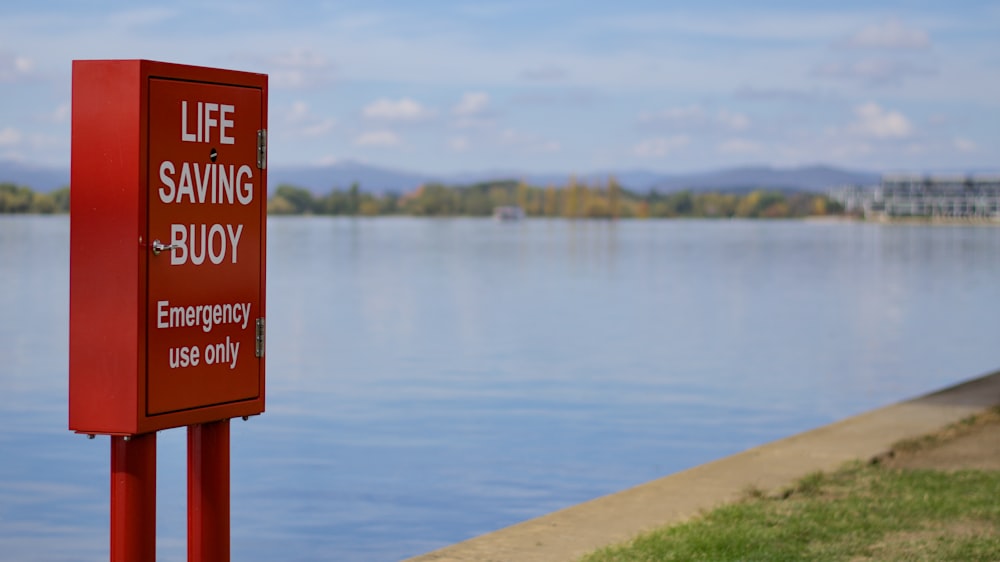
[0,178,845,219]
[0,183,70,213]
[268,178,844,219]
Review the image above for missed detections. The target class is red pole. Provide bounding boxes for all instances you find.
[110,433,157,562]
[188,419,231,562]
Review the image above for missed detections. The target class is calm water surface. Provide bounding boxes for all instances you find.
[2,216,999,561]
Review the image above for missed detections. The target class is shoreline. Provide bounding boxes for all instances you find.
[804,214,1000,226]
[407,369,1000,562]
[868,215,1000,226]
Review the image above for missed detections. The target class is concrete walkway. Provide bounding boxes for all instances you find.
[408,370,1000,562]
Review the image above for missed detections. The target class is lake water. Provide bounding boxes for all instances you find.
[2,215,999,561]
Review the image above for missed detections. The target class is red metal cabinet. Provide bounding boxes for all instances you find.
[70,60,267,435]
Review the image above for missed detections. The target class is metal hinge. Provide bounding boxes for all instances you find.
[255,317,265,358]
[256,129,267,170]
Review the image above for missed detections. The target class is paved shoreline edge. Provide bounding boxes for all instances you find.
[408,369,1000,562]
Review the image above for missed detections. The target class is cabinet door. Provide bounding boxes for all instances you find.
[145,78,263,416]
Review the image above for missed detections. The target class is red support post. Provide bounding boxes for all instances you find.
[110,433,157,562]
[188,420,231,562]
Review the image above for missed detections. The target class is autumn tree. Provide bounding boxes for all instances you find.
[543,186,558,216]
[608,176,620,220]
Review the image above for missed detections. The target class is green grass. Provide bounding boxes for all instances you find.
[581,463,1000,562]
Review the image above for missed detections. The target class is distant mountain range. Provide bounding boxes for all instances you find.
[0,160,72,192]
[1,158,880,195]
[269,161,881,194]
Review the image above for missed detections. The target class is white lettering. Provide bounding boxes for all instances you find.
[170,224,188,265]
[181,101,196,143]
[177,163,195,203]
[208,224,226,264]
[157,300,169,328]
[154,162,252,205]
[168,345,200,368]
[227,224,243,263]
[241,303,252,330]
[203,337,239,368]
[164,223,244,266]
[180,101,238,144]
[158,161,176,203]
[218,164,234,204]
[195,162,213,203]
[204,341,216,365]
[204,103,218,143]
[236,165,253,205]
[189,224,206,265]
[156,299,253,331]
[229,338,240,369]
[220,104,235,145]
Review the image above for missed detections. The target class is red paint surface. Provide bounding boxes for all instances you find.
[188,421,231,562]
[110,434,157,562]
[70,59,267,435]
[146,79,263,415]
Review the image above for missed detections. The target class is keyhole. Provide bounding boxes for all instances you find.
[209,148,218,162]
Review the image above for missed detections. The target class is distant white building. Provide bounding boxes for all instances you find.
[831,175,1000,219]
[829,184,875,215]
[493,205,525,221]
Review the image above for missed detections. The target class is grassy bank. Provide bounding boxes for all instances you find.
[582,462,1000,561]
[583,408,1000,562]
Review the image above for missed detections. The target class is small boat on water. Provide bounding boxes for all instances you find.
[493,206,525,221]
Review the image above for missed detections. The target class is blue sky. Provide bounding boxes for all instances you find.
[1,1,997,174]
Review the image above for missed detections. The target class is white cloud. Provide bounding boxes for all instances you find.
[718,138,762,154]
[0,52,34,83]
[270,50,329,69]
[640,105,749,131]
[453,92,490,116]
[301,121,336,137]
[844,19,930,49]
[716,109,750,131]
[498,129,561,153]
[0,127,22,147]
[287,100,310,122]
[640,105,704,124]
[604,11,860,42]
[538,140,561,152]
[848,102,914,139]
[0,128,63,163]
[256,49,335,89]
[46,103,70,124]
[497,129,516,142]
[634,136,690,157]
[454,115,496,130]
[0,4,993,173]
[108,7,175,28]
[280,101,336,138]
[363,97,434,121]
[355,130,401,147]
[814,58,932,87]
[520,65,568,81]
[954,137,977,152]
[26,132,64,150]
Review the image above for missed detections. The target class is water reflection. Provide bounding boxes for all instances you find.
[2,216,999,561]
